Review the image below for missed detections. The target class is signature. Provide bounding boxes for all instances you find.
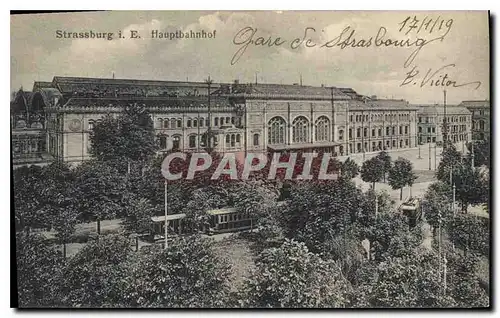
[400,63,481,89]
[230,23,452,67]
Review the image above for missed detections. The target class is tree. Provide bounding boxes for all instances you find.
[128,235,231,308]
[89,104,157,163]
[16,232,65,307]
[239,239,348,308]
[467,138,490,168]
[375,150,392,182]
[451,163,489,213]
[422,182,453,236]
[360,248,454,307]
[73,160,128,234]
[448,214,489,256]
[360,157,385,190]
[340,157,359,179]
[13,165,50,232]
[388,157,417,200]
[121,195,155,251]
[437,144,462,184]
[60,234,134,307]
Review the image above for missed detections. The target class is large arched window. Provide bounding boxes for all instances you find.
[268,116,286,145]
[315,116,330,142]
[292,116,309,143]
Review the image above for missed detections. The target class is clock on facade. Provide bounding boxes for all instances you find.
[69,119,82,132]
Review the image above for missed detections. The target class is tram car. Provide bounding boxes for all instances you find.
[399,197,422,228]
[149,207,257,239]
[206,207,256,235]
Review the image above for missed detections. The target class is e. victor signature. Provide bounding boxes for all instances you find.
[400,64,481,89]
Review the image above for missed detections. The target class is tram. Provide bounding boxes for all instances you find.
[399,197,422,228]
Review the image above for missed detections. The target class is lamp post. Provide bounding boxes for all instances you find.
[418,133,422,159]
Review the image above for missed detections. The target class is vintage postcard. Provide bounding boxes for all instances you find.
[11,11,490,309]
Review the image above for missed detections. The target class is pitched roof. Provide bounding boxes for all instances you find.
[415,105,472,115]
[459,100,490,108]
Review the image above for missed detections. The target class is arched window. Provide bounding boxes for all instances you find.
[176,119,182,128]
[315,116,330,142]
[236,134,241,144]
[187,118,192,128]
[292,116,309,143]
[188,135,196,148]
[172,135,181,150]
[163,119,169,129]
[231,134,236,147]
[157,118,163,129]
[158,135,167,149]
[199,118,204,127]
[225,134,230,146]
[268,116,286,144]
[253,133,260,146]
[88,120,95,131]
[193,119,198,127]
[215,117,219,126]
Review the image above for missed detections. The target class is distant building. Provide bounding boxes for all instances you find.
[10,76,419,166]
[415,104,472,144]
[459,100,490,141]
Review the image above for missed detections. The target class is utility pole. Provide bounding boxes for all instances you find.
[452,183,456,217]
[418,133,422,159]
[428,141,432,170]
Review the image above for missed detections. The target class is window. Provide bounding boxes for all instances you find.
[157,118,163,129]
[419,126,422,133]
[378,128,382,137]
[253,133,260,146]
[392,127,396,135]
[405,126,408,134]
[363,128,368,137]
[315,116,330,142]
[236,134,241,146]
[356,128,361,138]
[292,116,309,143]
[205,118,210,127]
[225,134,230,146]
[189,135,196,148]
[172,135,181,150]
[193,119,198,127]
[349,129,353,140]
[176,119,182,128]
[386,127,390,136]
[187,119,192,128]
[163,119,169,129]
[226,117,231,124]
[432,127,435,133]
[159,136,167,149]
[88,120,95,130]
[399,126,403,135]
[231,117,235,125]
[338,129,344,141]
[268,116,286,144]
[372,129,375,137]
[427,127,431,133]
[215,118,219,126]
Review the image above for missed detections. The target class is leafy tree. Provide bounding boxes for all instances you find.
[447,252,489,307]
[448,214,489,256]
[89,104,157,163]
[422,182,453,236]
[467,139,490,168]
[60,234,134,307]
[239,239,348,308]
[16,232,65,307]
[360,157,385,190]
[340,157,359,179]
[122,195,155,251]
[437,144,462,184]
[388,157,417,200]
[375,150,392,182]
[128,235,231,308]
[451,163,489,213]
[73,160,128,234]
[13,165,50,232]
[362,248,454,307]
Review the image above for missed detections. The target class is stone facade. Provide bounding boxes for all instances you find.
[11,77,423,166]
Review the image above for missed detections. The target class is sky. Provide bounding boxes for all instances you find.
[10,11,489,104]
